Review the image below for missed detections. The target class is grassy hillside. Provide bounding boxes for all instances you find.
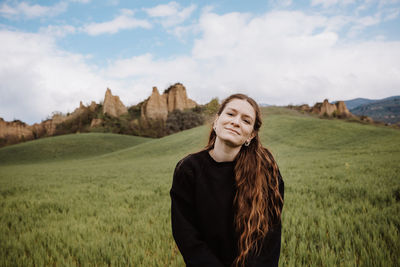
[0,133,151,165]
[0,107,399,266]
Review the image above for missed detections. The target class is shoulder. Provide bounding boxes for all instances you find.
[174,150,208,175]
[172,150,208,190]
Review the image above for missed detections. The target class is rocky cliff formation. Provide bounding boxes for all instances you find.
[103,88,128,117]
[0,112,71,143]
[0,88,129,147]
[41,101,98,135]
[0,118,34,140]
[141,87,169,120]
[141,83,197,121]
[290,99,353,118]
[165,83,197,112]
[310,99,352,117]
[0,100,99,146]
[0,84,199,147]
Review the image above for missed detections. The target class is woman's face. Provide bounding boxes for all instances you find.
[214,98,256,147]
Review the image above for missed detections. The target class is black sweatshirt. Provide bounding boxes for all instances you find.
[170,149,284,267]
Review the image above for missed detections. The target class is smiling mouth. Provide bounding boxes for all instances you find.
[225,128,240,135]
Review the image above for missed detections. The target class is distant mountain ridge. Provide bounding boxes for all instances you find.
[340,95,400,110]
[332,95,400,124]
[341,98,377,110]
[348,96,400,124]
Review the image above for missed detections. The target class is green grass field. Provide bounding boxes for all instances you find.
[0,108,399,266]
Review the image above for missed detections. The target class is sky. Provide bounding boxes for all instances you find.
[1,0,399,124]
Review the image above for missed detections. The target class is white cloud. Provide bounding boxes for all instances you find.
[191,11,399,103]
[311,0,357,8]
[313,0,400,12]
[104,53,196,80]
[379,0,400,6]
[39,25,76,38]
[281,0,293,7]
[144,1,180,17]
[0,1,68,19]
[101,53,199,103]
[82,9,151,35]
[383,8,400,20]
[170,24,199,40]
[268,0,293,7]
[1,8,400,124]
[103,10,400,106]
[70,0,91,3]
[346,12,382,37]
[0,30,111,123]
[144,1,196,27]
[165,4,196,27]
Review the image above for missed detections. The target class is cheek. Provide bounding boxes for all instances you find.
[219,114,229,122]
[217,117,230,127]
[243,125,254,136]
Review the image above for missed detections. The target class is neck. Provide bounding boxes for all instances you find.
[209,137,241,162]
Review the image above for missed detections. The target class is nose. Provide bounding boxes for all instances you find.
[231,116,240,126]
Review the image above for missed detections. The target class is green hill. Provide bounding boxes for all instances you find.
[0,107,399,266]
[0,133,151,165]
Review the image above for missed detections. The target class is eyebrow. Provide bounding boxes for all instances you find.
[226,107,254,120]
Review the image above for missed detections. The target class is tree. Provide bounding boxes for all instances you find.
[166,109,204,134]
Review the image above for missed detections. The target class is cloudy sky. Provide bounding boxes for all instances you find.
[1,0,399,124]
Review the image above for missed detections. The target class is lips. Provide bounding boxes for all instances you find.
[225,127,240,135]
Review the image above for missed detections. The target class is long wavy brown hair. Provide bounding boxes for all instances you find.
[204,94,283,266]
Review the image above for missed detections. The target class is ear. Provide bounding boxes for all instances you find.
[213,114,219,127]
[247,131,256,142]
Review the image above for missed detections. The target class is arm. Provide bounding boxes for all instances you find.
[170,160,225,267]
[249,171,285,267]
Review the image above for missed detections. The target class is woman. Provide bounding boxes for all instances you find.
[170,94,284,267]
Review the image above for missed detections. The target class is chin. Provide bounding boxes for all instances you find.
[217,134,243,148]
[225,141,242,148]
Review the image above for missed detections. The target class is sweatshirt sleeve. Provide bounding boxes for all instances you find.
[248,171,285,267]
[170,159,225,267]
